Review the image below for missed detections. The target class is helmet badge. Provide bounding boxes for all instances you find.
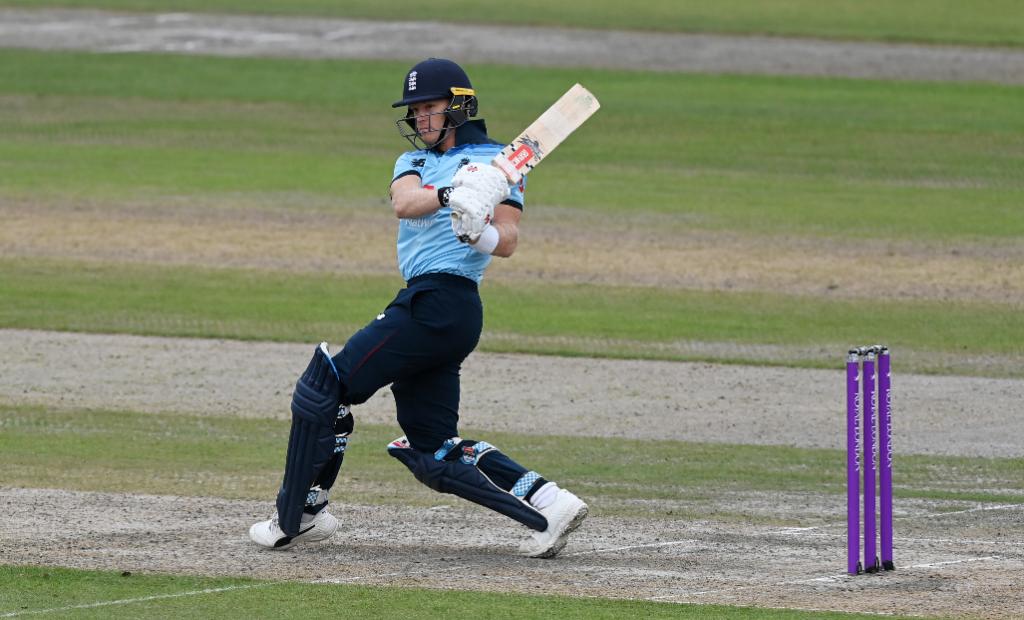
[407,71,418,92]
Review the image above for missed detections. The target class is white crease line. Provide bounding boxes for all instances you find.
[904,556,1000,570]
[572,505,1024,556]
[564,540,694,556]
[0,564,471,617]
[651,555,1002,600]
[906,537,1024,546]
[777,502,1024,534]
[311,566,470,585]
[653,571,851,598]
[154,13,194,24]
[774,531,1024,546]
[914,503,1023,519]
[0,584,270,618]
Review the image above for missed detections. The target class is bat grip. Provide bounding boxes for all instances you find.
[491,154,522,185]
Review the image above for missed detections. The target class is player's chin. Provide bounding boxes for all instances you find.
[418,130,441,146]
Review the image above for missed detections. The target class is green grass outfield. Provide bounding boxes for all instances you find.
[0,566,934,620]
[2,0,1023,46]
[3,51,1022,239]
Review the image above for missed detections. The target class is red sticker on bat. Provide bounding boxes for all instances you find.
[508,144,535,169]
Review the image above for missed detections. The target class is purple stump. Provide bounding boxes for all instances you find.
[878,347,895,570]
[862,349,879,573]
[846,349,862,575]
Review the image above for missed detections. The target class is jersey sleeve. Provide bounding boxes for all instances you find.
[392,151,424,184]
[503,174,526,211]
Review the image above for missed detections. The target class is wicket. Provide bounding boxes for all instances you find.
[846,345,895,575]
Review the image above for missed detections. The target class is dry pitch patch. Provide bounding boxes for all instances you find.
[1,487,1021,619]
[4,198,1023,305]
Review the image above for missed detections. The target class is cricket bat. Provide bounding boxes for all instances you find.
[491,83,600,185]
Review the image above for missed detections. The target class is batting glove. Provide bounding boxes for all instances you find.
[452,163,510,208]
[449,186,493,243]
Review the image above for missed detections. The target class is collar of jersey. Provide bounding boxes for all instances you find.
[430,119,497,154]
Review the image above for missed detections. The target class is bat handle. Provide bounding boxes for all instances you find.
[491,154,522,185]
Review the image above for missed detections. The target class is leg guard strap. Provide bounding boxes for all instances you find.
[388,436,548,531]
[443,440,547,502]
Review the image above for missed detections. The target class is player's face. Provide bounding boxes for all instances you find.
[408,99,449,145]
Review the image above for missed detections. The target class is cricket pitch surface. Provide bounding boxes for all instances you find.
[2,330,1022,619]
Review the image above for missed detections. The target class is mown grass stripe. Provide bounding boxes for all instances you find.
[2,405,1021,516]
[1,258,1020,375]
[2,50,1022,239]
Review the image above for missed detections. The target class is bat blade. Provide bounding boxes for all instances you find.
[492,83,600,184]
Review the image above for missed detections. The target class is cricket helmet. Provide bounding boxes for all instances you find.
[393,58,478,148]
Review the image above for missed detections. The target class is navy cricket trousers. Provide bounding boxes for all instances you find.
[330,273,483,452]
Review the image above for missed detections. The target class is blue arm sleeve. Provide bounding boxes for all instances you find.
[392,151,424,184]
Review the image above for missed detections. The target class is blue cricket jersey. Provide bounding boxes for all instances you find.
[391,120,525,284]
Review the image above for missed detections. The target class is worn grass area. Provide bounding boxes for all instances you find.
[2,406,1021,520]
[1,258,1021,376]
[0,566,923,620]
[3,199,1024,306]
[1,0,1022,46]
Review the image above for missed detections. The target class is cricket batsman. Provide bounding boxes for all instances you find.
[249,58,588,558]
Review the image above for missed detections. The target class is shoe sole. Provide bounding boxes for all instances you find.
[531,502,588,559]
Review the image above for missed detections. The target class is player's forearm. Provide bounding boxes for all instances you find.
[487,220,518,258]
[391,186,443,219]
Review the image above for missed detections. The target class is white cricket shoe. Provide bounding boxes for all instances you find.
[249,509,339,550]
[519,489,588,558]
